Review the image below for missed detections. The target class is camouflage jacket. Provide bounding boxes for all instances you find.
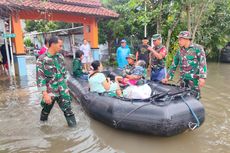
[123,64,135,76]
[36,52,69,97]
[130,66,144,77]
[168,44,207,81]
[151,44,167,70]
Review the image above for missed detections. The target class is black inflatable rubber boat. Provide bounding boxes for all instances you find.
[67,75,205,136]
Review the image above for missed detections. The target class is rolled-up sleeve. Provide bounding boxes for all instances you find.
[198,48,207,79]
[160,47,167,58]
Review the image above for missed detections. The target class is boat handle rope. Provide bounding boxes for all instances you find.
[113,102,152,128]
[181,95,200,130]
[113,91,182,127]
[113,89,192,127]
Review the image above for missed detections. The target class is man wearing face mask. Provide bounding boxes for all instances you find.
[162,31,207,99]
[36,36,77,127]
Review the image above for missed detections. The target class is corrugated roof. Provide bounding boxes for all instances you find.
[0,0,119,18]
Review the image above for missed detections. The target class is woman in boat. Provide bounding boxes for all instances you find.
[89,60,122,97]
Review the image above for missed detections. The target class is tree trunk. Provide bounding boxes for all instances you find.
[107,34,114,61]
[166,11,181,51]
[157,1,163,33]
[166,30,172,51]
[186,3,191,33]
[191,2,206,41]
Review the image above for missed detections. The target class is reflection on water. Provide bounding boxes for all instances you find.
[0,59,230,153]
[0,57,119,153]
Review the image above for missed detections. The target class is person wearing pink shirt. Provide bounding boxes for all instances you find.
[38,38,49,55]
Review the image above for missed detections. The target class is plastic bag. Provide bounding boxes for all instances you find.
[123,84,152,99]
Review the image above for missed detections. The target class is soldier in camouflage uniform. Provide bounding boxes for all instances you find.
[147,34,167,81]
[162,31,207,99]
[36,36,76,127]
[122,54,136,77]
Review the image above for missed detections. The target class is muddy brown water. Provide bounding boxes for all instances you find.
[0,57,230,153]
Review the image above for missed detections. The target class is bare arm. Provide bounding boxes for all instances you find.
[135,51,139,61]
[102,78,111,91]
[125,74,142,80]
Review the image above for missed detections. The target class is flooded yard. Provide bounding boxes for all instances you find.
[0,57,230,153]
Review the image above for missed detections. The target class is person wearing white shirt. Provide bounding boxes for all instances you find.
[80,39,92,72]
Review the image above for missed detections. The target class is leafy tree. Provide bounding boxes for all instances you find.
[25,0,230,62]
[196,0,230,60]
[100,0,230,63]
[25,20,74,32]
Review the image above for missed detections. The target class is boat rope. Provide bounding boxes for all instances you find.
[113,90,188,128]
[180,95,200,130]
[113,102,152,128]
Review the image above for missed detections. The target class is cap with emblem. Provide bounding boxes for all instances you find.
[126,54,136,61]
[152,34,162,40]
[177,31,192,40]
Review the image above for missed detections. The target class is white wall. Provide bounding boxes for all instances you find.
[0,19,5,45]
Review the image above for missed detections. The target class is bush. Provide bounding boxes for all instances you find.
[166,42,179,68]
[24,38,34,47]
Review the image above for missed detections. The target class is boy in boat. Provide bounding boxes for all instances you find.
[72,51,88,80]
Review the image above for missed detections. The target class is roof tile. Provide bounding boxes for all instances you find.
[0,0,119,18]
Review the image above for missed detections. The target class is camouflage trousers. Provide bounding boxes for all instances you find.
[180,79,200,100]
[41,94,73,115]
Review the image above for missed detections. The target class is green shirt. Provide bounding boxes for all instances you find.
[72,58,83,77]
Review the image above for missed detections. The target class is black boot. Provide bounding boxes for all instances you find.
[64,109,77,127]
[40,110,49,121]
[63,107,77,127]
[65,114,77,127]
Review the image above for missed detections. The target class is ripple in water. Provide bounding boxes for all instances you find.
[1,59,230,153]
[0,59,120,153]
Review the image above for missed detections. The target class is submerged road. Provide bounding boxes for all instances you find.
[0,56,230,153]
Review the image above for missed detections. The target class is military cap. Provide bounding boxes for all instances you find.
[126,54,136,61]
[177,31,192,40]
[152,34,162,40]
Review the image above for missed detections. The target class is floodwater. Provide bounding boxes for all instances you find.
[0,57,230,153]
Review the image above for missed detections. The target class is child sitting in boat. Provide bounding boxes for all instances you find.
[89,60,122,97]
[72,51,88,80]
[116,60,146,86]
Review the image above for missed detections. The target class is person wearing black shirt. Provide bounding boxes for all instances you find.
[0,44,11,71]
[135,37,151,67]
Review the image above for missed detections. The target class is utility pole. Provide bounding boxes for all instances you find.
[3,20,12,76]
[9,17,15,76]
[72,23,76,59]
[144,0,147,37]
